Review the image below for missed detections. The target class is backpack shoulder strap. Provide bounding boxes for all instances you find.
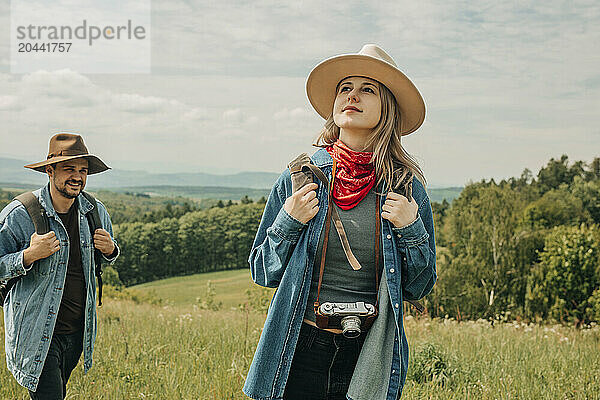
[81,191,102,231]
[288,152,330,191]
[14,192,50,234]
[2,192,49,306]
[81,191,106,306]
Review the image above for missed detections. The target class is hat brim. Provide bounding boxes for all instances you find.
[24,154,110,175]
[306,54,426,136]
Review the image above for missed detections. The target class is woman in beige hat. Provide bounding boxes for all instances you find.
[244,45,437,400]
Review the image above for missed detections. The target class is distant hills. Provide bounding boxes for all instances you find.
[0,157,279,189]
[0,157,462,202]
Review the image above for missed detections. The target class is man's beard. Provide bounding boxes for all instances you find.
[54,177,84,199]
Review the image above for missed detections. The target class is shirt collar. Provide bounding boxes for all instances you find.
[40,183,94,217]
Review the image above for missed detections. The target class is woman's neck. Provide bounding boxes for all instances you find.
[339,128,373,152]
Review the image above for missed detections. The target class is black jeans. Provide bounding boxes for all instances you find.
[283,322,366,400]
[29,330,83,400]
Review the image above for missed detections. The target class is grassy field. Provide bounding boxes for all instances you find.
[1,269,599,399]
[132,269,258,309]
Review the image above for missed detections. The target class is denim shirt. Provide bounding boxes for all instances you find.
[0,184,119,391]
[243,148,436,400]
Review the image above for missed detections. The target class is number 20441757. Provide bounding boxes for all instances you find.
[17,42,72,52]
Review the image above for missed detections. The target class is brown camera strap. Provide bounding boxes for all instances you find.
[374,196,381,302]
[305,162,362,271]
[315,161,382,310]
[315,196,333,307]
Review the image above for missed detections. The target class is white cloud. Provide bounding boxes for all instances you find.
[222,108,244,123]
[112,93,182,114]
[183,107,208,121]
[5,69,202,118]
[222,108,260,126]
[273,107,312,121]
[0,95,21,111]
[247,116,260,125]
[19,69,99,107]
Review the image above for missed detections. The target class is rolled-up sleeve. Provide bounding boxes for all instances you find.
[270,207,306,243]
[0,203,31,280]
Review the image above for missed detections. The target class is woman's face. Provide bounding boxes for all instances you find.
[332,76,382,133]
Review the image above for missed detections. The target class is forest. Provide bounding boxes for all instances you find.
[429,155,600,324]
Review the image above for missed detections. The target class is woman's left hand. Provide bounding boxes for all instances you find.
[381,191,418,228]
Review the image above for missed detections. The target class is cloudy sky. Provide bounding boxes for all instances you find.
[0,0,598,187]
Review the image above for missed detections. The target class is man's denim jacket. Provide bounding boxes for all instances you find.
[243,148,436,400]
[0,184,119,391]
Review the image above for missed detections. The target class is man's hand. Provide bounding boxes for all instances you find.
[93,228,115,256]
[381,191,418,228]
[283,183,319,224]
[23,232,60,267]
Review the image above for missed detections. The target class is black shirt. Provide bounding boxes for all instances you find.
[54,203,86,334]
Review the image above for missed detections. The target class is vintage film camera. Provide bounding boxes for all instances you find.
[315,301,378,338]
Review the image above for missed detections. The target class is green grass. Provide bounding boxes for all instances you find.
[1,269,599,399]
[1,301,263,400]
[132,269,260,309]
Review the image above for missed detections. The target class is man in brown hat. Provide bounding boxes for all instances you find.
[0,133,119,399]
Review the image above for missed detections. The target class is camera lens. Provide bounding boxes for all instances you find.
[341,316,361,338]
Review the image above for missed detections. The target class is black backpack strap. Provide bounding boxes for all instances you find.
[81,191,105,307]
[81,192,102,233]
[1,192,50,306]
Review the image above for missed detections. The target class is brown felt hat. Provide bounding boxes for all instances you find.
[24,133,110,174]
[306,44,426,136]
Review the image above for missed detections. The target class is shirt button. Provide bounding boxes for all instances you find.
[392,369,396,374]
[390,268,395,273]
[397,233,402,238]
[386,234,392,239]
[395,303,399,308]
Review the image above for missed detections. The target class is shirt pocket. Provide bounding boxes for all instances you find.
[32,242,65,276]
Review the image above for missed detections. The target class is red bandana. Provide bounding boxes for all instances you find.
[326,140,376,210]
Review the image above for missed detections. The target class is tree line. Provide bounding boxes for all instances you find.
[111,202,264,286]
[427,155,600,325]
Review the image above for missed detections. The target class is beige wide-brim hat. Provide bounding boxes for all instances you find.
[24,133,110,175]
[306,44,426,136]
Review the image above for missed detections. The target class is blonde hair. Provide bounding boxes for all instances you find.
[314,80,426,192]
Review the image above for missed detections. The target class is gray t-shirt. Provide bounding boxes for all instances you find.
[304,189,382,322]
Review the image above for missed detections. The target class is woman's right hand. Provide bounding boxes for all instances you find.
[283,183,319,224]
